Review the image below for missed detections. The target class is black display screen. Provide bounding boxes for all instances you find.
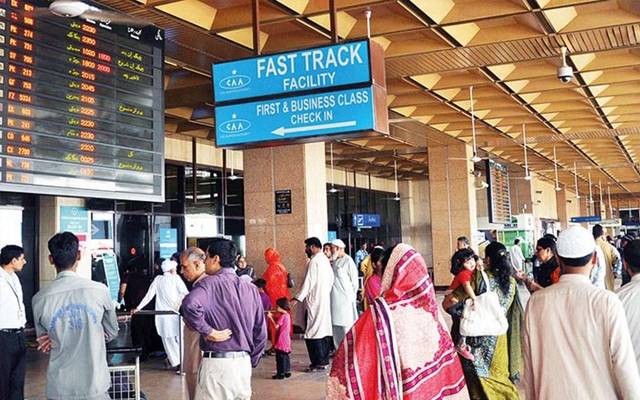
[0,0,164,201]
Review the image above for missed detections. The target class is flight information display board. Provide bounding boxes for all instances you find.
[486,160,512,225]
[0,0,165,201]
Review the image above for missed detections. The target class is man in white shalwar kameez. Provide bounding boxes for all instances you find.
[133,259,188,368]
[292,237,334,371]
[329,239,358,349]
[523,226,640,400]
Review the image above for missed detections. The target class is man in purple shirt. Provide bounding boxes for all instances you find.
[181,239,267,400]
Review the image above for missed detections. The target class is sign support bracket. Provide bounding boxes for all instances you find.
[252,0,261,56]
[329,0,338,44]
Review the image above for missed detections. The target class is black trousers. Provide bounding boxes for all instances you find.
[275,350,290,375]
[0,331,26,400]
[305,336,331,367]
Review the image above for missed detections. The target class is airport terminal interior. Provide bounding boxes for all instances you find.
[0,0,639,399]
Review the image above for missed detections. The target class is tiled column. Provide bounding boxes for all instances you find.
[428,144,478,286]
[243,142,328,289]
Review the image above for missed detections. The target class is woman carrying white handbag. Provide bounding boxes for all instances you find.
[444,241,524,400]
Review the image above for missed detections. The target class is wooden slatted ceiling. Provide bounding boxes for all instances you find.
[96,0,640,190]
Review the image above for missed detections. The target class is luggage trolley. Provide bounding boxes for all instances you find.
[107,314,146,400]
[107,346,142,400]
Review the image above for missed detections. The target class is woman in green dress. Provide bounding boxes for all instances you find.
[452,241,523,400]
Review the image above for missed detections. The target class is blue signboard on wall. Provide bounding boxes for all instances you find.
[159,228,178,259]
[102,253,120,303]
[59,206,88,233]
[570,216,601,223]
[213,40,371,103]
[328,231,337,242]
[215,86,375,147]
[352,213,381,228]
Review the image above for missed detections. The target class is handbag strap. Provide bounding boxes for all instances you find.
[480,270,492,293]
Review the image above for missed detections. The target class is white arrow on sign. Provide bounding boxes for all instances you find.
[271,120,357,136]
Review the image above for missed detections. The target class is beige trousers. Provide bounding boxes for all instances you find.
[195,356,252,400]
[183,326,203,400]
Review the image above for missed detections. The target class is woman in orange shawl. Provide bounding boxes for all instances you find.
[263,248,290,305]
[263,248,291,351]
[327,244,468,400]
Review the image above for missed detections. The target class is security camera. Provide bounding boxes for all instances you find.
[557,47,573,84]
[557,65,572,83]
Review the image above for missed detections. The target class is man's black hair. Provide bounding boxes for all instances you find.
[0,245,23,266]
[559,253,594,267]
[592,224,604,239]
[514,238,521,245]
[254,278,267,289]
[323,242,331,248]
[537,237,557,253]
[623,239,640,274]
[542,233,557,242]
[305,237,322,249]
[457,236,469,245]
[48,232,79,272]
[206,238,237,269]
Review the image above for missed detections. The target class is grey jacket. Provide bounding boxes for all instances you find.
[32,270,118,400]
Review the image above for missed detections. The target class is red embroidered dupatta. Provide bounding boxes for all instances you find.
[327,244,468,400]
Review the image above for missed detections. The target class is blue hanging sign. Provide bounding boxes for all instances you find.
[328,231,337,242]
[352,213,381,228]
[215,86,375,147]
[102,252,120,303]
[570,216,601,223]
[213,40,371,103]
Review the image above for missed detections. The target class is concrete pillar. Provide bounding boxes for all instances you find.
[428,144,478,286]
[400,179,432,265]
[556,189,569,229]
[38,196,91,289]
[243,143,328,289]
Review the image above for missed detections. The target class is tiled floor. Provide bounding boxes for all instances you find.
[25,339,328,400]
[24,292,526,399]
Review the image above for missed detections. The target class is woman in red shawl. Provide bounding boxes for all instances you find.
[327,244,469,400]
[262,248,290,305]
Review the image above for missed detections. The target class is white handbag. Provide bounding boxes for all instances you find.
[459,271,509,337]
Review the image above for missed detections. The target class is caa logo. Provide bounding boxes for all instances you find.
[219,70,251,91]
[219,114,251,134]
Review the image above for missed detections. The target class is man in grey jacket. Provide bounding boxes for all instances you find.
[33,232,118,400]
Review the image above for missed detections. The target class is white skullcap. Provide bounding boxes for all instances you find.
[557,226,596,258]
[161,259,178,272]
[331,239,346,248]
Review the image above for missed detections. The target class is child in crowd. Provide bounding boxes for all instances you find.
[447,248,479,361]
[254,279,272,312]
[268,297,292,379]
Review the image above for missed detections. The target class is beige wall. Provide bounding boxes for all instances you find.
[165,134,243,170]
[532,178,558,220]
[565,190,581,220]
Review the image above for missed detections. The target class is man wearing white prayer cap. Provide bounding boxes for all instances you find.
[522,226,640,399]
[329,238,359,349]
[133,259,189,369]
